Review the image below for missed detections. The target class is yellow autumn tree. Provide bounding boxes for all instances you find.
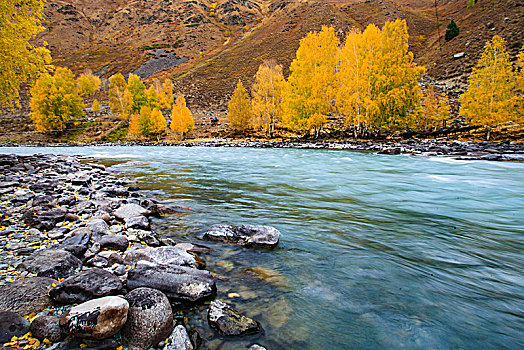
[128,113,140,136]
[251,60,285,137]
[108,73,132,120]
[147,85,159,109]
[282,26,339,137]
[134,106,166,138]
[0,0,53,108]
[157,79,174,109]
[228,79,252,131]
[77,70,101,97]
[337,26,381,136]
[459,35,518,140]
[92,99,101,115]
[30,67,84,132]
[127,74,148,113]
[370,19,425,131]
[170,93,194,140]
[516,47,524,116]
[421,85,450,131]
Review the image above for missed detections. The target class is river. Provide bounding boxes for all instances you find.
[4,146,524,349]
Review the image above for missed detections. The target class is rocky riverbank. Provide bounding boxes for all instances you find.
[1,140,523,161]
[0,154,277,350]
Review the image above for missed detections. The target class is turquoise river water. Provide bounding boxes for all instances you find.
[5,146,524,349]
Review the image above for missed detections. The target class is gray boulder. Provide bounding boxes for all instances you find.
[49,269,122,304]
[207,300,261,336]
[127,262,216,303]
[114,204,150,220]
[164,325,193,350]
[60,296,129,340]
[124,246,197,268]
[121,288,174,350]
[29,315,65,342]
[125,216,150,230]
[0,277,56,314]
[20,249,82,280]
[62,228,91,257]
[86,219,110,236]
[0,311,30,343]
[204,224,280,248]
[98,235,129,251]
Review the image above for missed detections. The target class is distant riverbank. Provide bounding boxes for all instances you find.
[1,139,523,161]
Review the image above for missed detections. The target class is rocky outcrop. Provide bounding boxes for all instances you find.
[114,204,150,220]
[204,224,280,248]
[124,246,197,268]
[20,249,82,279]
[29,315,65,342]
[207,300,261,336]
[121,288,174,350]
[60,296,129,340]
[0,277,56,314]
[127,262,216,303]
[49,269,123,304]
[0,311,30,343]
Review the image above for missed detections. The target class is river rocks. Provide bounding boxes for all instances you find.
[114,204,150,220]
[98,235,129,251]
[60,296,129,340]
[164,325,193,350]
[207,300,261,336]
[204,224,280,248]
[0,311,30,343]
[49,269,123,304]
[62,228,91,257]
[20,249,82,279]
[0,277,56,314]
[124,246,197,268]
[127,262,216,303]
[30,315,65,342]
[86,219,110,236]
[125,215,150,230]
[249,345,267,350]
[121,288,174,350]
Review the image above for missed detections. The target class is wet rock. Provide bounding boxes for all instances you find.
[60,296,129,340]
[204,224,280,248]
[20,249,82,280]
[86,219,110,236]
[86,256,109,268]
[125,215,150,230]
[121,288,174,350]
[0,277,56,315]
[378,148,401,155]
[127,262,216,303]
[124,246,197,268]
[0,311,30,343]
[164,325,193,350]
[114,204,150,220]
[244,267,288,288]
[249,345,267,350]
[62,228,91,257]
[175,242,212,254]
[49,269,123,304]
[207,300,261,336]
[30,315,65,342]
[98,235,129,251]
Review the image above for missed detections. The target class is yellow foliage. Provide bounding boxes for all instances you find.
[130,106,166,137]
[170,93,194,139]
[459,35,519,132]
[156,79,174,109]
[147,85,159,109]
[30,67,84,132]
[251,60,285,137]
[0,0,53,108]
[282,26,339,137]
[228,79,252,131]
[108,74,132,120]
[92,99,101,114]
[128,113,140,136]
[421,85,450,130]
[77,71,101,97]
[127,74,147,113]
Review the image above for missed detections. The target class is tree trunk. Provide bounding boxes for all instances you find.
[486,126,491,141]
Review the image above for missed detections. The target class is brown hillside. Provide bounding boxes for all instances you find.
[32,0,524,109]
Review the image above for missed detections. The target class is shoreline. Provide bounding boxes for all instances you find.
[1,139,523,161]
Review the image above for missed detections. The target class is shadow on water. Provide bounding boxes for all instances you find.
[5,146,524,349]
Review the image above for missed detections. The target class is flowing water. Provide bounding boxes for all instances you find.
[5,146,524,349]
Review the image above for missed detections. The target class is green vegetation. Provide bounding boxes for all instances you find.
[445,20,460,41]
